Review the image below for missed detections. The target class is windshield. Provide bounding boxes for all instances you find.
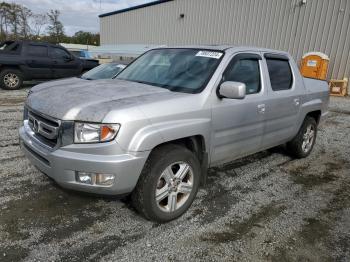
[116,48,224,93]
[70,50,82,57]
[81,63,126,80]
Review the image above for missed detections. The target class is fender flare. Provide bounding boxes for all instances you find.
[127,118,211,153]
[296,99,323,130]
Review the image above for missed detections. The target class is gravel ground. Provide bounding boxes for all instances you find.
[0,86,350,262]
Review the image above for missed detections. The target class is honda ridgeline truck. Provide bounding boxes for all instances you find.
[19,46,329,222]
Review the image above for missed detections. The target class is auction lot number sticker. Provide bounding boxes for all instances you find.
[196,51,223,59]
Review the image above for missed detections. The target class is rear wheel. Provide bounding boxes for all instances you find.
[131,144,200,222]
[287,116,317,158]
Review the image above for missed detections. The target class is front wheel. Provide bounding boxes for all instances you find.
[132,144,200,222]
[0,69,23,90]
[287,116,317,158]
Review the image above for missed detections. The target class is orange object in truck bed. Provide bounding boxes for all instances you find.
[300,52,329,80]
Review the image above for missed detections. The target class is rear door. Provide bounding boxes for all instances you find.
[24,44,52,79]
[49,46,81,78]
[211,52,268,165]
[261,53,302,149]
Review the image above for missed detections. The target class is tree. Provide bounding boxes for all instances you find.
[73,30,90,44]
[0,2,32,40]
[6,3,22,38]
[70,31,99,45]
[0,2,98,45]
[18,5,32,38]
[0,2,11,40]
[46,9,64,43]
[31,13,47,37]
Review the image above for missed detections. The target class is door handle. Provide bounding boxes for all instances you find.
[294,98,300,106]
[257,104,265,114]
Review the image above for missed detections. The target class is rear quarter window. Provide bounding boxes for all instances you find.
[266,58,293,91]
[0,41,21,54]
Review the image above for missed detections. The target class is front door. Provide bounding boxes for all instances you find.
[50,46,81,78]
[210,52,267,165]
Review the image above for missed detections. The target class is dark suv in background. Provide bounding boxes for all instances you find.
[0,40,99,90]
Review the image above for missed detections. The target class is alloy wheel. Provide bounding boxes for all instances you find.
[4,73,19,88]
[155,161,194,212]
[302,124,315,153]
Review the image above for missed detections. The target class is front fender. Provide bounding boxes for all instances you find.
[127,118,211,152]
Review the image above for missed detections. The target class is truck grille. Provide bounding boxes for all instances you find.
[27,109,60,148]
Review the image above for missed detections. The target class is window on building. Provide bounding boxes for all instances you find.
[223,58,261,95]
[266,59,293,91]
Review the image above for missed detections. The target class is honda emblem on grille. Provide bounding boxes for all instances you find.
[28,111,59,140]
[33,119,39,133]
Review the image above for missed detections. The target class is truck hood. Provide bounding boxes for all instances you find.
[26,79,186,122]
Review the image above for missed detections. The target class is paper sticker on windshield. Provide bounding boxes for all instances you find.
[195,51,223,59]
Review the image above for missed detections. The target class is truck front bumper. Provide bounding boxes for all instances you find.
[19,126,149,195]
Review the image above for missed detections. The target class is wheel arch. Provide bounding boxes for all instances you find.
[153,135,206,163]
[144,135,209,186]
[0,65,22,72]
[0,65,26,79]
[305,110,321,124]
[296,98,323,131]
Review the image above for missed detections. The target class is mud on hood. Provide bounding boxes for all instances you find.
[26,79,178,122]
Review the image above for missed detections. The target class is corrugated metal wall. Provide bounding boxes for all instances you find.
[100,0,350,79]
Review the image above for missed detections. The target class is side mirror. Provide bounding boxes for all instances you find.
[64,55,73,61]
[218,81,246,99]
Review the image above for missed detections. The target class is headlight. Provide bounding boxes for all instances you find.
[74,122,120,143]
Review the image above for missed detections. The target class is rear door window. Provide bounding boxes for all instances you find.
[266,58,293,91]
[27,45,48,57]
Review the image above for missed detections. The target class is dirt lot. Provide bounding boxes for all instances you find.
[0,85,350,262]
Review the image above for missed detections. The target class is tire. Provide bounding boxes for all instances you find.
[0,69,23,90]
[131,144,201,222]
[287,116,317,158]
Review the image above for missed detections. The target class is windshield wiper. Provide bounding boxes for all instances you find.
[131,80,152,85]
[118,78,182,92]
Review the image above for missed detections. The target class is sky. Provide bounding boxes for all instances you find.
[13,0,154,35]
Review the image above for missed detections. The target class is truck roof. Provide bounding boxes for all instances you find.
[153,45,290,56]
[1,40,61,48]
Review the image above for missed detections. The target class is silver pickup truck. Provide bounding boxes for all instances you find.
[19,46,329,222]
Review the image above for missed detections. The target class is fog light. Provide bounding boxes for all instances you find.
[76,172,93,185]
[75,172,115,186]
[96,174,115,186]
